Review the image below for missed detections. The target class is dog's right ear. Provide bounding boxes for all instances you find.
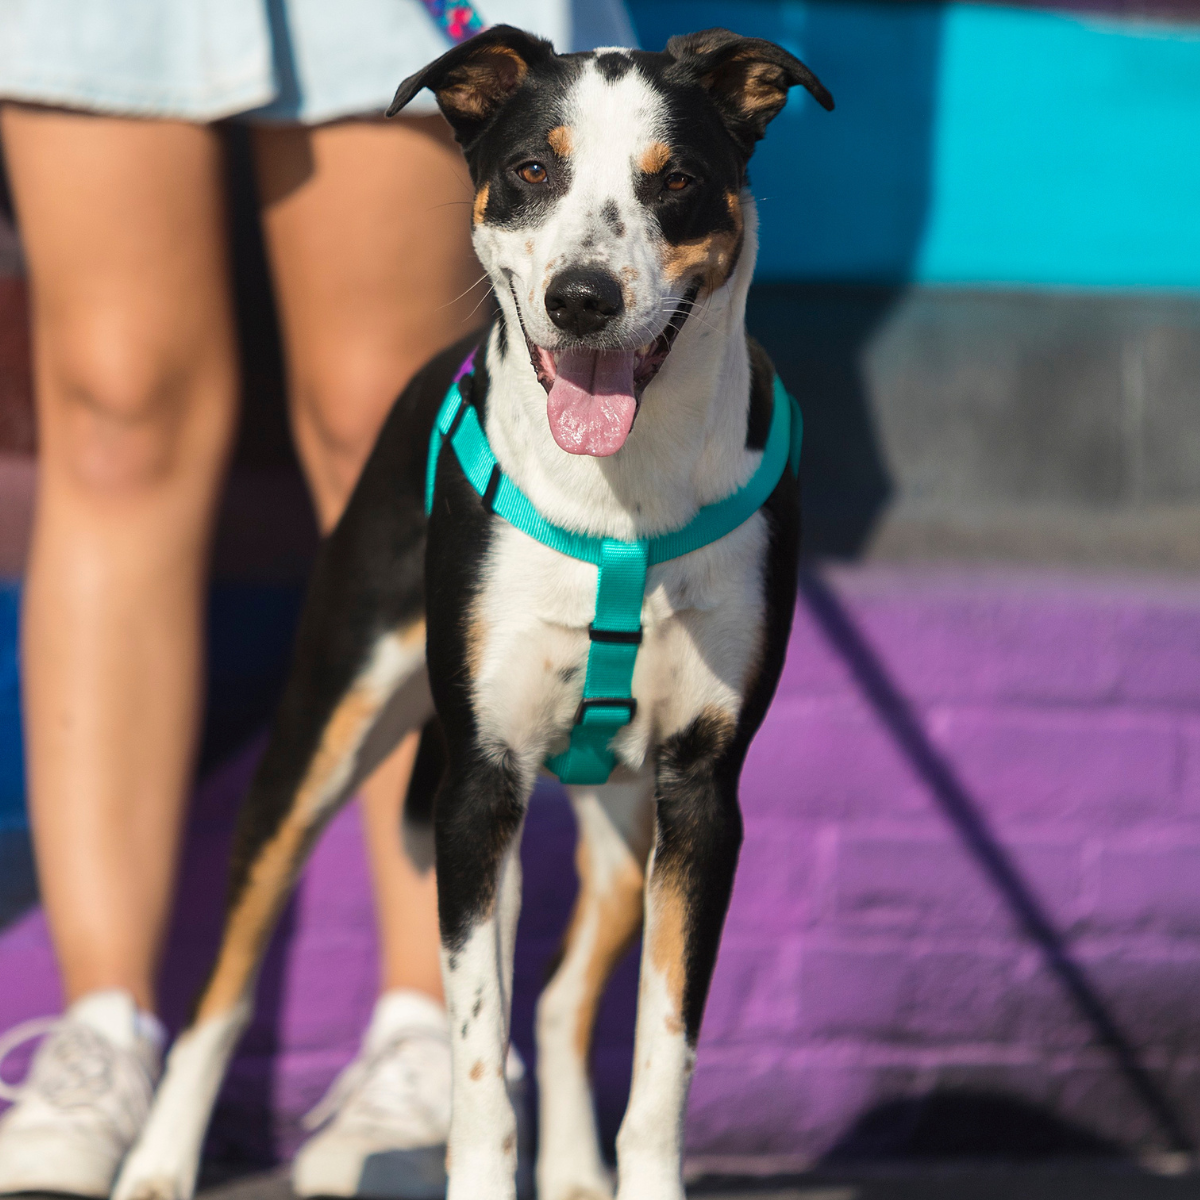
[387,26,555,143]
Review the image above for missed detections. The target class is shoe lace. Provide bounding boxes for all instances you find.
[0,1014,155,1146]
[0,1016,59,1103]
[302,1025,452,1138]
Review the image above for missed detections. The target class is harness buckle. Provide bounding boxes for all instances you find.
[481,464,502,513]
[587,624,642,645]
[444,394,469,440]
[574,696,638,726]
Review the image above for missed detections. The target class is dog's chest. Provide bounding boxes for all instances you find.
[468,514,769,772]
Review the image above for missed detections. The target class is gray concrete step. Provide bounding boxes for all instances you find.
[193,1166,1200,1200]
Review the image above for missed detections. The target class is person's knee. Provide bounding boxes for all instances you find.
[43,322,236,495]
[292,363,407,493]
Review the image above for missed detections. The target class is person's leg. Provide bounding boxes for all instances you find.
[1,106,238,1011]
[254,115,483,1001]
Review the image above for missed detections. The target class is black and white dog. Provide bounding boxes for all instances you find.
[115,26,832,1200]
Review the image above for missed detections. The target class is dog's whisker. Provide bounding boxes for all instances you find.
[655,298,721,338]
[463,287,499,323]
[436,271,493,312]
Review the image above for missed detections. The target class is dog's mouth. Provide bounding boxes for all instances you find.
[510,283,698,458]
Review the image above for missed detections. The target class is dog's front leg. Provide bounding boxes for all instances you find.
[435,746,532,1200]
[536,781,652,1200]
[615,714,743,1200]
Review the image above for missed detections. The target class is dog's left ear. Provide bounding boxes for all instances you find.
[387,25,555,144]
[666,28,834,153]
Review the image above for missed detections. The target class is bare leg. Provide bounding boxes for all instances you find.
[254,114,483,1000]
[357,735,442,999]
[536,783,652,1200]
[1,105,237,1012]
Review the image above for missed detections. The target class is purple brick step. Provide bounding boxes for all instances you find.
[3,564,1200,1171]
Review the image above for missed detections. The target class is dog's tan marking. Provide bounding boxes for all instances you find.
[647,878,688,1016]
[660,192,745,294]
[474,183,490,226]
[465,610,487,678]
[558,826,645,1059]
[687,29,736,55]
[618,264,640,312]
[470,1060,485,1081]
[441,45,529,121]
[700,703,738,752]
[644,708,736,1020]
[196,621,426,1021]
[638,140,672,175]
[547,125,574,157]
[728,57,793,123]
[195,810,315,1020]
[524,239,535,255]
[195,693,378,1019]
[690,43,794,125]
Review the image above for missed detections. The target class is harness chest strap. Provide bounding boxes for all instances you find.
[426,357,802,785]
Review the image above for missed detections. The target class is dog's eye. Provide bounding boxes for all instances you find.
[517,161,549,184]
[663,172,693,192]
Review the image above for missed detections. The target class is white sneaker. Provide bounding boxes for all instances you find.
[0,989,164,1198]
[293,990,529,1200]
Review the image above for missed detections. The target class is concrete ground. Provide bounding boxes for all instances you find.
[195,1166,1200,1200]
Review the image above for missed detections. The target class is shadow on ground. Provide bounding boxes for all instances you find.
[821,1091,1121,1163]
[192,1163,1200,1200]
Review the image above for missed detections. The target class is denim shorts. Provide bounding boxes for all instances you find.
[0,0,636,124]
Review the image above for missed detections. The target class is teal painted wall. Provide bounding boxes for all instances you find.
[628,1,1200,288]
[0,586,22,830]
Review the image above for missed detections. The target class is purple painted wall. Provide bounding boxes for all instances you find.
[3,563,1199,1169]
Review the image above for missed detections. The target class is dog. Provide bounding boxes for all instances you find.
[114,26,832,1200]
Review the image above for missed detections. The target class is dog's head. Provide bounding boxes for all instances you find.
[390,27,832,457]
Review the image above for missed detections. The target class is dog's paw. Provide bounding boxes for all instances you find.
[562,1185,615,1200]
[537,1167,614,1200]
[614,1186,686,1200]
[612,1168,686,1200]
[112,1169,192,1200]
[112,1142,199,1200]
[112,1176,190,1200]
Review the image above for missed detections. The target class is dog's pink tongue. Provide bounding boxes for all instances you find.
[546,348,638,456]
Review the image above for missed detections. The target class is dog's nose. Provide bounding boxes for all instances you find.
[545,267,624,337]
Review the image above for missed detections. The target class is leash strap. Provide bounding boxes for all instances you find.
[426,354,802,785]
[419,0,485,43]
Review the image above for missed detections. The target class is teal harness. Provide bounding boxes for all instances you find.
[425,355,802,786]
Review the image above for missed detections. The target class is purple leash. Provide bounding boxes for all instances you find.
[419,0,486,43]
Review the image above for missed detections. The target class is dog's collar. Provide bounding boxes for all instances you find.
[426,350,802,784]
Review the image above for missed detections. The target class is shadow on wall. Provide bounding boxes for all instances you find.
[747,283,897,557]
[629,0,944,555]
